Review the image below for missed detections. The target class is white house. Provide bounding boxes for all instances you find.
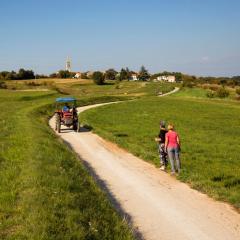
[128,72,139,81]
[156,75,176,83]
[74,72,81,78]
[131,74,138,81]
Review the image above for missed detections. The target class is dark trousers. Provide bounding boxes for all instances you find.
[158,144,168,167]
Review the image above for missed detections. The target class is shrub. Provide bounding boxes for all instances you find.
[236,88,240,95]
[235,95,240,101]
[115,80,121,89]
[42,81,54,86]
[0,81,7,89]
[216,87,230,98]
[81,73,89,79]
[24,81,41,86]
[206,90,216,98]
[183,81,195,88]
[209,84,220,91]
[201,84,209,89]
[92,71,105,85]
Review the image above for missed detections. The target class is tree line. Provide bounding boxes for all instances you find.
[1,67,239,87]
[0,69,35,80]
[92,66,150,85]
[181,74,240,87]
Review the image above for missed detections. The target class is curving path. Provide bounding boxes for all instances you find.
[158,87,179,97]
[49,89,240,240]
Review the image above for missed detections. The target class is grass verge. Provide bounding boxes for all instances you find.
[0,90,134,239]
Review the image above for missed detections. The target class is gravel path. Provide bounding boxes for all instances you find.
[49,90,240,240]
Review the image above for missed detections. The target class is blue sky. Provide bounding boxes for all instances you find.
[0,0,240,76]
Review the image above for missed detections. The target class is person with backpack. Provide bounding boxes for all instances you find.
[155,121,168,171]
[165,124,181,175]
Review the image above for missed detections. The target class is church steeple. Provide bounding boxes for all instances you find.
[66,57,71,72]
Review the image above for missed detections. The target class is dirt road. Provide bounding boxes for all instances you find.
[49,99,240,240]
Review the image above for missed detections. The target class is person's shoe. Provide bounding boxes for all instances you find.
[170,172,176,176]
[160,166,165,171]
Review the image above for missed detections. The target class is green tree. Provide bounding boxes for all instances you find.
[18,68,35,80]
[92,71,105,85]
[5,71,17,80]
[138,66,150,81]
[119,68,128,81]
[57,70,71,79]
[105,69,117,80]
[174,72,183,82]
[35,74,48,79]
[49,73,57,78]
[232,76,240,86]
[0,71,10,79]
[126,67,131,80]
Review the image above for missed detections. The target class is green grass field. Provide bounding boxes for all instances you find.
[81,88,240,209]
[0,90,134,239]
[1,81,239,239]
[5,78,175,98]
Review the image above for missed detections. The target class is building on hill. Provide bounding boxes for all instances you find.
[74,72,81,78]
[156,75,176,83]
[129,72,139,81]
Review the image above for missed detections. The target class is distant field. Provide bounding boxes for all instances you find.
[81,88,240,208]
[5,78,176,97]
[173,86,238,100]
[0,90,134,239]
[68,81,175,97]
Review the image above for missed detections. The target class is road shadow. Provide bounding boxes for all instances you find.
[58,127,74,133]
[81,124,93,131]
[114,133,128,137]
[62,139,144,240]
[57,126,92,134]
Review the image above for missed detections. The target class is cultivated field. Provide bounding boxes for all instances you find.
[81,88,240,208]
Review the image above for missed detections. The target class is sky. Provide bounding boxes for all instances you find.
[0,0,240,76]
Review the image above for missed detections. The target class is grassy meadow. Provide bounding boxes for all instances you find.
[81,87,240,209]
[4,78,175,97]
[1,79,239,239]
[0,89,134,239]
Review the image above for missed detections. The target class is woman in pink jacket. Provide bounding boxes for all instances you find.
[165,124,181,175]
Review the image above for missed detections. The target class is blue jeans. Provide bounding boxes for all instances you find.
[167,147,181,173]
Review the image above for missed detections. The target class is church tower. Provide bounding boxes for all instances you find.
[66,57,71,72]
